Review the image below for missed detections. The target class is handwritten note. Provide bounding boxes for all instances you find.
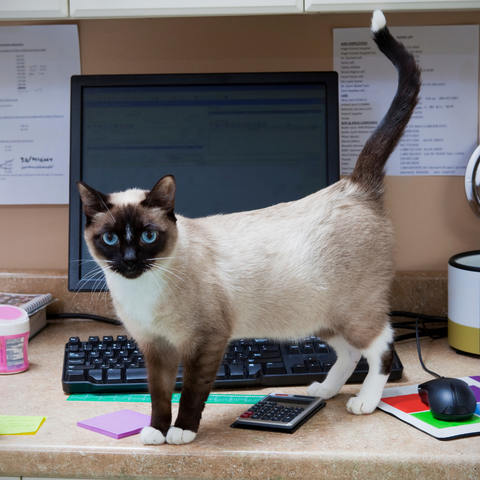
[0,25,80,204]
[334,25,479,176]
[0,415,46,435]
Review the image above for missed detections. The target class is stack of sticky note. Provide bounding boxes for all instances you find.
[0,415,46,435]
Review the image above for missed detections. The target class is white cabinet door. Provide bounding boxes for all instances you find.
[306,0,480,12]
[0,0,68,18]
[70,0,303,18]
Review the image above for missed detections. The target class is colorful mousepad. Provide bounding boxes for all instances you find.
[378,376,480,440]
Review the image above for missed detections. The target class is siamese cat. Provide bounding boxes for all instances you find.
[78,10,421,445]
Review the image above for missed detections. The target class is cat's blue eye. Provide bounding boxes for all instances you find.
[141,231,157,244]
[102,232,119,246]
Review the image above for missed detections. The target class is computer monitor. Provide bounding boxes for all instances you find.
[68,72,339,292]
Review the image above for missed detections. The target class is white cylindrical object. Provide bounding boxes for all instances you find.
[448,251,480,355]
[0,305,30,374]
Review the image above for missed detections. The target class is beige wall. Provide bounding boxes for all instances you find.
[1,10,480,272]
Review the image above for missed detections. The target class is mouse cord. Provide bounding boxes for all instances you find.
[415,318,442,379]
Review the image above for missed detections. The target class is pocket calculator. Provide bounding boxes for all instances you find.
[231,393,326,433]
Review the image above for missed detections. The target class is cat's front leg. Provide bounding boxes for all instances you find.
[167,339,228,445]
[139,338,180,445]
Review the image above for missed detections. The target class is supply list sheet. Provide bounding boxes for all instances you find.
[0,25,80,204]
[334,25,479,176]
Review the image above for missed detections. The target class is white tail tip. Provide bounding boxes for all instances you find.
[371,10,386,33]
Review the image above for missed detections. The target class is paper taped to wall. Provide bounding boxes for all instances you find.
[0,25,80,204]
[334,24,479,176]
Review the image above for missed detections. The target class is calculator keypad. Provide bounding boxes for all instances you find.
[244,400,305,423]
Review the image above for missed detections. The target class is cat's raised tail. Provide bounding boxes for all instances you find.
[350,10,421,199]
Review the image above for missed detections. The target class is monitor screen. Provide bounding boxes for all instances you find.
[68,72,339,292]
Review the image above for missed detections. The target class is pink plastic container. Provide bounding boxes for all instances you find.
[0,305,30,374]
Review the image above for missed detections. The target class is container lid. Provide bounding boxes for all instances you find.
[449,250,480,272]
[0,305,29,336]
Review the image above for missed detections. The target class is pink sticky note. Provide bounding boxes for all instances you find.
[77,409,151,439]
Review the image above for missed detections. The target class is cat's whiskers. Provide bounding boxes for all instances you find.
[70,263,108,306]
[145,267,175,302]
[146,257,189,281]
[148,262,191,291]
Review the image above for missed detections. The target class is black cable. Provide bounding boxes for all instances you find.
[415,318,442,379]
[390,310,447,343]
[389,310,448,323]
[47,312,122,326]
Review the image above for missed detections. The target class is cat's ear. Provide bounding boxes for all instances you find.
[77,181,110,222]
[142,175,176,221]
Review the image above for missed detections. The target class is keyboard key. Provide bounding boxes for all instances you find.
[302,344,315,354]
[88,369,104,384]
[261,345,280,357]
[125,367,148,383]
[216,364,227,380]
[66,369,85,382]
[106,368,122,383]
[317,343,330,353]
[265,362,286,375]
[229,364,245,379]
[68,351,85,359]
[247,363,263,379]
[292,363,307,373]
[68,358,85,365]
[288,345,301,355]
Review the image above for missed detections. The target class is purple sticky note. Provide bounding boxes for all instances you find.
[77,409,151,439]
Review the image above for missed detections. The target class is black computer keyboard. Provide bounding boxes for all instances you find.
[62,335,403,394]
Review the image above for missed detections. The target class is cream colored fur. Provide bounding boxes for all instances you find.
[104,179,394,355]
[79,9,421,444]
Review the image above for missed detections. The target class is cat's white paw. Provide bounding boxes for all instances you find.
[140,426,167,445]
[307,381,338,399]
[346,396,378,415]
[166,426,197,445]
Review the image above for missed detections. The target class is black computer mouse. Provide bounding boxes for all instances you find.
[418,377,477,421]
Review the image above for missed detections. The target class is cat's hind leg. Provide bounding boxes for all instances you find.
[307,336,362,399]
[346,324,394,415]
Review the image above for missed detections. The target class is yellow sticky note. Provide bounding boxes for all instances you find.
[0,415,46,435]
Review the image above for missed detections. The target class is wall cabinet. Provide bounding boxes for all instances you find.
[306,0,480,12]
[69,0,303,18]
[0,0,68,19]
[0,0,480,20]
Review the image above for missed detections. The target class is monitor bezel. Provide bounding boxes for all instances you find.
[68,71,339,292]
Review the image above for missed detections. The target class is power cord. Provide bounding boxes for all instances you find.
[390,311,445,379]
[47,312,122,326]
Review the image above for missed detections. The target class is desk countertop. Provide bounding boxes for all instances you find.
[1,319,479,480]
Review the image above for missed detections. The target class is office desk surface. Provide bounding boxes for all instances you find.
[1,319,479,480]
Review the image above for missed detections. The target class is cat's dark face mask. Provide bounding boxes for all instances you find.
[77,175,178,280]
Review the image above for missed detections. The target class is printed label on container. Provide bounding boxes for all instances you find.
[0,333,29,373]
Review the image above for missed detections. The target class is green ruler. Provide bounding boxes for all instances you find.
[67,393,266,404]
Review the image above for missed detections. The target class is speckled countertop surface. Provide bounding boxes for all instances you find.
[1,319,479,480]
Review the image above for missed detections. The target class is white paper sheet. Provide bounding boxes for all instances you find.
[334,25,479,176]
[0,25,80,204]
